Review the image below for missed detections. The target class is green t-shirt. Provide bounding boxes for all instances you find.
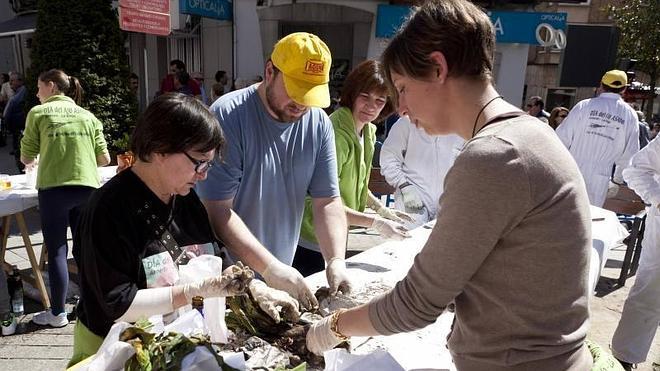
[21,95,108,189]
[299,106,376,246]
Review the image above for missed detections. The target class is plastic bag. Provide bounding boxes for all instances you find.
[164,309,207,337]
[181,347,246,371]
[323,348,405,371]
[179,255,229,343]
[76,322,136,371]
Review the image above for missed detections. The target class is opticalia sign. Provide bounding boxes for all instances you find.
[180,0,232,21]
[490,11,567,48]
[376,6,567,48]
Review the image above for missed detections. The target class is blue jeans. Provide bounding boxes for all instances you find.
[38,186,94,314]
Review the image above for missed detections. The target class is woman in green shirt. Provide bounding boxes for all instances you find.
[294,60,413,276]
[20,69,110,328]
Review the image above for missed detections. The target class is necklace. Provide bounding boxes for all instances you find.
[471,95,503,138]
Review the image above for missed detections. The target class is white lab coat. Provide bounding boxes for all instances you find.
[611,136,660,364]
[380,117,464,226]
[556,92,639,207]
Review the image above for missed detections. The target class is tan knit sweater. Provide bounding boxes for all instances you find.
[369,115,593,370]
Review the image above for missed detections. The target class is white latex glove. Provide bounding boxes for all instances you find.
[326,258,352,295]
[401,185,424,210]
[262,260,318,310]
[248,280,300,323]
[376,206,415,224]
[306,312,345,355]
[371,217,410,240]
[182,263,253,302]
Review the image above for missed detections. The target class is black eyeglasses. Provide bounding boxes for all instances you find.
[183,152,213,174]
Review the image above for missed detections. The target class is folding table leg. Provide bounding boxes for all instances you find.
[629,217,646,276]
[0,215,11,262]
[15,212,51,309]
[618,216,642,286]
[0,216,12,273]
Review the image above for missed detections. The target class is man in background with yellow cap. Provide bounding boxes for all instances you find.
[556,69,639,207]
[197,32,351,310]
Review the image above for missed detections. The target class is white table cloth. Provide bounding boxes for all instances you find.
[0,166,118,308]
[304,205,627,370]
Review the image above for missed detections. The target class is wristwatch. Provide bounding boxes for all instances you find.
[330,309,349,341]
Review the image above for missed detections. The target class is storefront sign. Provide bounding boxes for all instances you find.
[119,0,170,36]
[375,4,412,38]
[375,5,567,48]
[490,11,567,48]
[180,0,233,21]
[120,0,169,14]
[119,6,170,36]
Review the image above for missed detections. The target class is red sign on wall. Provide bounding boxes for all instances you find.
[120,0,169,14]
[119,0,170,36]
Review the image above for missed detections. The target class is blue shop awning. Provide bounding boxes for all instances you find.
[0,13,36,38]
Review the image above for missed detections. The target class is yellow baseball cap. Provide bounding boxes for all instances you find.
[601,70,627,88]
[271,32,331,108]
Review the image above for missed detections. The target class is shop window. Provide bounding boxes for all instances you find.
[546,88,576,110]
[167,16,202,75]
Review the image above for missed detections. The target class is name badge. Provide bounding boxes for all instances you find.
[142,251,180,288]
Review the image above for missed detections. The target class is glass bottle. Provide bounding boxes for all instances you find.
[10,267,23,316]
[191,296,204,317]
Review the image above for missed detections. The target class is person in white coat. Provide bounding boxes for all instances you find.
[556,70,639,207]
[380,116,464,227]
[611,136,660,371]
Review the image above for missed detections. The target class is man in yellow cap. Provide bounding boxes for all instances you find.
[556,69,639,207]
[197,32,352,310]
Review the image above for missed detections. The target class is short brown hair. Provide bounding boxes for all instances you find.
[339,60,394,122]
[382,0,495,85]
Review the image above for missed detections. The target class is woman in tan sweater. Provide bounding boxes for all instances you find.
[305,1,593,370]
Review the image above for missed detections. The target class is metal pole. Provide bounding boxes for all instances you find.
[231,0,236,87]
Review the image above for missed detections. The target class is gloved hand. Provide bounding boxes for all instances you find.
[371,217,410,240]
[248,280,300,323]
[306,311,346,355]
[326,258,352,295]
[400,185,424,210]
[182,262,254,301]
[262,260,318,310]
[376,206,415,224]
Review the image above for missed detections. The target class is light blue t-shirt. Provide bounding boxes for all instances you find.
[197,85,340,265]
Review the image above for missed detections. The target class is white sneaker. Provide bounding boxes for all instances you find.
[32,310,68,328]
[1,314,16,335]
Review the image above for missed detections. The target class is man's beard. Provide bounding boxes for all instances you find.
[265,83,306,123]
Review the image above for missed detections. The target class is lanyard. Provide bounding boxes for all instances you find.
[136,196,189,265]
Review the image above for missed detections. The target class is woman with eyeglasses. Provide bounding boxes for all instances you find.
[548,106,569,130]
[20,69,111,329]
[69,93,299,367]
